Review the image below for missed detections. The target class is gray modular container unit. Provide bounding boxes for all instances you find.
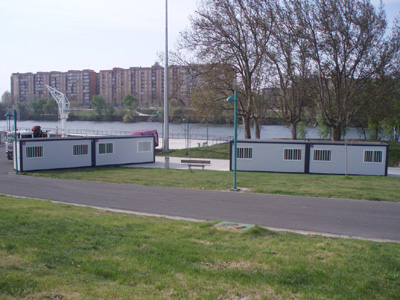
[230,140,388,176]
[94,137,155,166]
[15,135,155,172]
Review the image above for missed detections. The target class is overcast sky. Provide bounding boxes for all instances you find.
[0,0,399,96]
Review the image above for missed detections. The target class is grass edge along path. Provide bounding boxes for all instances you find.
[1,196,399,300]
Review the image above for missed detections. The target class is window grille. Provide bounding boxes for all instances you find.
[26,146,43,158]
[237,147,253,159]
[284,149,302,161]
[73,144,88,156]
[313,149,331,161]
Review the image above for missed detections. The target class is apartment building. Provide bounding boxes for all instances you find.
[11,64,194,108]
[98,64,192,107]
[11,70,97,107]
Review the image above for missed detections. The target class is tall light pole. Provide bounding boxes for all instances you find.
[206,117,209,146]
[5,112,12,131]
[163,0,170,152]
[183,118,189,155]
[156,110,164,148]
[227,91,239,191]
[14,109,18,174]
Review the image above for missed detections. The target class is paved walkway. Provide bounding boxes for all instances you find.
[130,156,230,171]
[389,167,400,177]
[130,155,400,177]
[157,138,226,150]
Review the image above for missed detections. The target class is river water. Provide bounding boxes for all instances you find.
[7,120,369,141]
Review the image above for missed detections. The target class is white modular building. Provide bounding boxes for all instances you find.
[15,135,155,172]
[230,140,388,176]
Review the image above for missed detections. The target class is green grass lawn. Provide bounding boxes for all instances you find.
[156,143,230,159]
[1,196,399,300]
[24,167,400,202]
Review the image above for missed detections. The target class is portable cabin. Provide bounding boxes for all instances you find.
[130,129,159,147]
[15,135,155,172]
[230,139,388,176]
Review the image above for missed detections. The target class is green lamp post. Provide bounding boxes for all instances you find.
[182,118,189,155]
[5,112,12,131]
[227,91,239,191]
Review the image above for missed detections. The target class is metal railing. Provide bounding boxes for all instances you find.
[0,126,232,144]
[168,132,232,144]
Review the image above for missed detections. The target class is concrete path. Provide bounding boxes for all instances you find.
[129,156,230,171]
[130,155,400,177]
[389,167,400,177]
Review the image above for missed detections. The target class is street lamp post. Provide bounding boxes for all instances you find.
[5,112,12,131]
[227,91,239,191]
[206,117,209,146]
[163,0,170,152]
[183,118,189,155]
[14,109,18,174]
[156,110,164,148]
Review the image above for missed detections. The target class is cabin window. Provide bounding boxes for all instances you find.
[313,149,331,162]
[26,146,43,158]
[99,143,113,154]
[73,144,89,156]
[237,147,253,159]
[284,148,302,161]
[364,150,383,163]
[138,141,151,152]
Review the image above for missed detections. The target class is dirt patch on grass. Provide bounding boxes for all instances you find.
[200,259,271,272]
[193,239,214,246]
[0,252,25,269]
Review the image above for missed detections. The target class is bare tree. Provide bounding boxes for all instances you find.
[263,1,315,139]
[292,0,390,141]
[1,91,13,107]
[189,63,237,123]
[0,91,13,119]
[360,16,400,141]
[180,0,275,139]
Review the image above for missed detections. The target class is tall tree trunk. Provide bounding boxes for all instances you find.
[291,123,297,140]
[332,127,342,141]
[254,117,261,139]
[242,115,251,139]
[394,125,399,142]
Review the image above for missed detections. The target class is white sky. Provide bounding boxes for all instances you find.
[0,0,399,96]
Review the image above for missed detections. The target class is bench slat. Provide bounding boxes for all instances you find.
[181,159,211,164]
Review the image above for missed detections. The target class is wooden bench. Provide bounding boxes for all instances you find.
[181,159,211,170]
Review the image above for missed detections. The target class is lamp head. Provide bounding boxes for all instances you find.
[226,96,235,102]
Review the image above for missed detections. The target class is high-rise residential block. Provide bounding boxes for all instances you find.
[11,64,194,108]
[11,70,97,107]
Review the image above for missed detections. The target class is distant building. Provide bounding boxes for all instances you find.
[98,64,192,107]
[11,64,194,108]
[11,70,96,107]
